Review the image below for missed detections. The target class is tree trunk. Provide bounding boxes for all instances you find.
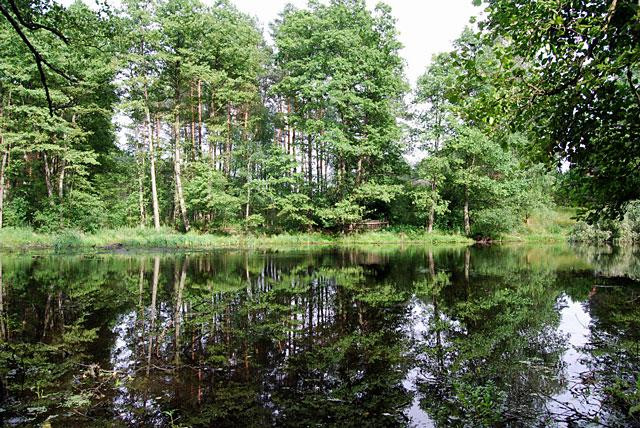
[324,147,329,192]
[209,91,216,165]
[287,100,296,176]
[0,150,7,229]
[142,75,161,230]
[197,79,203,153]
[225,103,231,175]
[428,181,436,233]
[137,169,146,227]
[145,108,160,230]
[43,153,54,199]
[291,129,296,175]
[245,185,251,221]
[135,127,146,227]
[57,159,66,198]
[243,108,250,221]
[463,186,470,235]
[286,100,291,155]
[0,94,9,229]
[190,82,196,159]
[57,113,74,199]
[307,135,313,189]
[428,207,435,233]
[174,110,190,232]
[316,139,321,191]
[0,260,5,340]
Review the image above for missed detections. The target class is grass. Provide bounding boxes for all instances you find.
[0,208,575,252]
[499,207,577,243]
[0,226,473,252]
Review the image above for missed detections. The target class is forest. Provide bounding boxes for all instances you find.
[0,0,638,242]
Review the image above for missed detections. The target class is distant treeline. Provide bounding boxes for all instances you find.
[0,0,637,238]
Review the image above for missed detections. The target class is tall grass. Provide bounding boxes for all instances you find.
[0,226,473,252]
[0,208,574,252]
[500,207,576,243]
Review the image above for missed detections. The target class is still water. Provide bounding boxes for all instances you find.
[0,245,638,427]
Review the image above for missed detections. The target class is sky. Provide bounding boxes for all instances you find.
[233,0,480,85]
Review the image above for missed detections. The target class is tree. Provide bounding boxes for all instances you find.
[0,1,118,231]
[412,156,449,232]
[0,0,74,114]
[479,0,640,219]
[272,0,408,217]
[120,0,163,230]
[442,126,512,236]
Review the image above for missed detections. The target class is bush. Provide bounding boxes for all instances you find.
[620,201,640,242]
[3,196,30,227]
[34,190,106,233]
[243,214,265,233]
[569,221,612,243]
[316,199,363,230]
[53,229,85,251]
[471,207,519,239]
[274,193,315,231]
[184,162,240,229]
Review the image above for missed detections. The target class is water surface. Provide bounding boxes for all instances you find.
[0,245,638,427]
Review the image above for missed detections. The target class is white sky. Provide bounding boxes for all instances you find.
[234,0,480,85]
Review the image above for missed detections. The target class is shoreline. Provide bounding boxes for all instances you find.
[0,227,569,253]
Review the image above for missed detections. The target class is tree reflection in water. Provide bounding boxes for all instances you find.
[0,245,638,427]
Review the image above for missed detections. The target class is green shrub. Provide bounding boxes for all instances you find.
[569,221,612,243]
[184,162,241,229]
[243,214,265,232]
[471,208,519,239]
[3,196,30,227]
[620,201,640,242]
[34,190,106,233]
[53,229,85,251]
[316,199,363,230]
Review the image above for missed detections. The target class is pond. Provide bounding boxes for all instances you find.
[0,245,639,427]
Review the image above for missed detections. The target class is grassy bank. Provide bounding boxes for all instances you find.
[0,227,474,252]
[499,208,576,243]
[0,209,576,252]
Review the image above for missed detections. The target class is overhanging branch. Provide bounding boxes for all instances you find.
[0,1,74,115]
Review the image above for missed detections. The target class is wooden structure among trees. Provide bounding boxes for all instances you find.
[346,220,389,233]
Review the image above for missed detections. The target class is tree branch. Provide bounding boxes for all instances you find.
[0,2,74,115]
[603,0,618,32]
[6,0,69,44]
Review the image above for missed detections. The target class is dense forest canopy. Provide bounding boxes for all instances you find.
[0,0,637,238]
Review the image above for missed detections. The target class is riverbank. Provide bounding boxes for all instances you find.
[0,227,476,251]
[0,223,576,252]
[498,208,576,244]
